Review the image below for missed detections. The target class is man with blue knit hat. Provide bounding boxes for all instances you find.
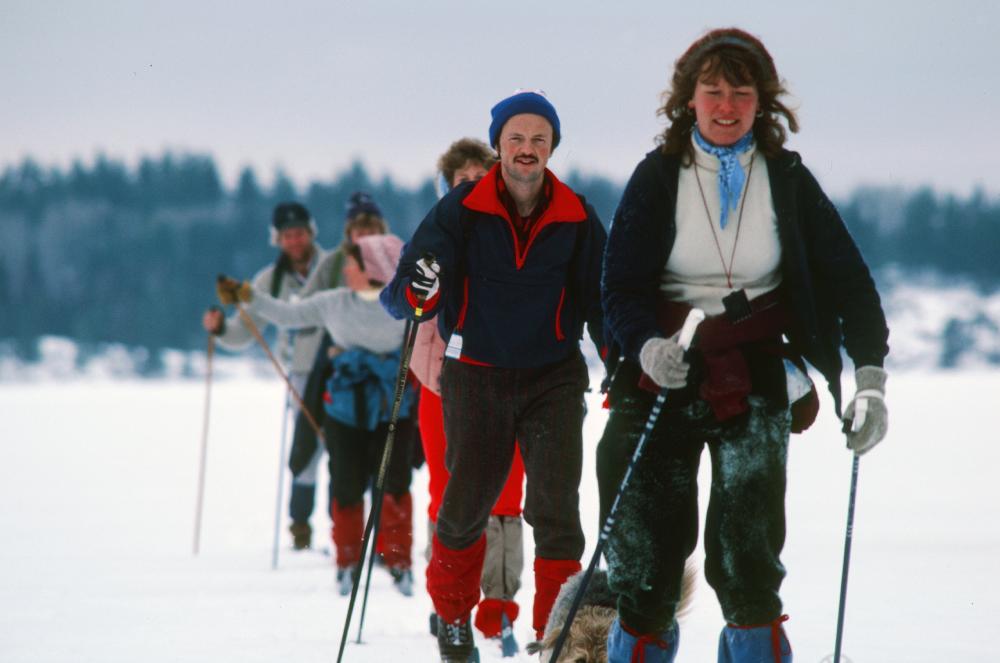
[382,90,607,662]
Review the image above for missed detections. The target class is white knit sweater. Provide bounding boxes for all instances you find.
[660,139,782,315]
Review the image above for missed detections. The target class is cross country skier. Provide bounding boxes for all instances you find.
[285,193,389,550]
[598,28,890,662]
[381,90,607,662]
[409,138,527,651]
[201,202,332,550]
[217,233,418,597]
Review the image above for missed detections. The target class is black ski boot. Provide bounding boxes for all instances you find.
[437,615,479,662]
[289,521,312,550]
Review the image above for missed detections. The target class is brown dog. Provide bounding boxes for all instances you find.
[527,564,696,663]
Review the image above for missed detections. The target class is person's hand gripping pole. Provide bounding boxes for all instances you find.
[410,254,440,318]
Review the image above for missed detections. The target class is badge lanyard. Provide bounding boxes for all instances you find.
[694,155,756,322]
[693,156,755,290]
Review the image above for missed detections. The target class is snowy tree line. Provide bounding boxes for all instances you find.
[0,153,996,363]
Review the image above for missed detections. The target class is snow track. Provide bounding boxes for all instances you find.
[1,370,997,661]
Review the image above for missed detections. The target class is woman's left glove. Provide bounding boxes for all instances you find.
[216,275,254,305]
[843,366,888,455]
[639,333,690,389]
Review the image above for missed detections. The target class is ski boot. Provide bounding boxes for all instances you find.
[499,613,518,658]
[336,564,360,596]
[390,566,414,597]
[607,617,679,663]
[437,615,480,663]
[475,599,519,657]
[289,521,312,550]
[718,615,791,663]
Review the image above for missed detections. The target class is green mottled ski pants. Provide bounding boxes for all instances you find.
[597,367,791,634]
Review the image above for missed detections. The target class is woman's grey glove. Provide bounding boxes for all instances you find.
[843,366,888,455]
[639,333,690,389]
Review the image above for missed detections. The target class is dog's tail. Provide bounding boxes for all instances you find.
[676,558,698,620]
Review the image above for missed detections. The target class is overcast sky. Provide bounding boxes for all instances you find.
[2,0,997,197]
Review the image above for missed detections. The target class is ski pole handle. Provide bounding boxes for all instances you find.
[413,253,437,319]
[851,398,869,433]
[677,308,706,351]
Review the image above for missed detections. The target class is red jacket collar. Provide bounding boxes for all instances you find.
[462,163,586,225]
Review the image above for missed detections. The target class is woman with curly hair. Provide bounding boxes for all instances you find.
[598,28,889,662]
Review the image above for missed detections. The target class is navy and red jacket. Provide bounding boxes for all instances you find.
[381,164,606,369]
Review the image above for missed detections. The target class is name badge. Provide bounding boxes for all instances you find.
[445,332,463,360]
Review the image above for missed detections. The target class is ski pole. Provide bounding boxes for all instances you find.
[547,308,705,663]
[271,389,293,570]
[833,452,861,661]
[337,308,423,652]
[356,320,426,645]
[193,334,215,556]
[356,496,386,642]
[337,263,434,663]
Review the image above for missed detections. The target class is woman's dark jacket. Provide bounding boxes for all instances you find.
[382,164,606,368]
[602,148,889,414]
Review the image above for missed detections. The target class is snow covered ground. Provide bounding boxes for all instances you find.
[1,364,998,662]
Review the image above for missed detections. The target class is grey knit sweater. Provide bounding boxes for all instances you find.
[248,287,404,355]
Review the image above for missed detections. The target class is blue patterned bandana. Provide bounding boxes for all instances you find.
[693,127,755,229]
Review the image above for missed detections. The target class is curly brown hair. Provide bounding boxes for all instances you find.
[657,28,799,161]
[437,138,498,189]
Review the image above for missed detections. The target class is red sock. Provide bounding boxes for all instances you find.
[474,598,520,638]
[378,491,413,569]
[533,558,581,639]
[330,500,364,568]
[426,533,486,623]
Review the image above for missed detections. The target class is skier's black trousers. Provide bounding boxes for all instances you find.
[436,351,589,561]
[597,361,791,633]
[324,417,414,506]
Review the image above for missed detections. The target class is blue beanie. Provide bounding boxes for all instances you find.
[345,191,382,220]
[488,91,561,149]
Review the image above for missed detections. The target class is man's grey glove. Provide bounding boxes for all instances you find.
[639,333,690,389]
[843,366,888,455]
